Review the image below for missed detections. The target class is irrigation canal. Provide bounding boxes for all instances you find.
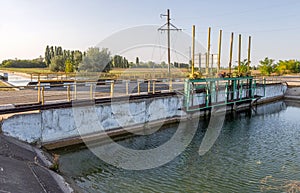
[55,100,300,193]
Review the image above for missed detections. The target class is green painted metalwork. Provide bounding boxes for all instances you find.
[183,76,265,112]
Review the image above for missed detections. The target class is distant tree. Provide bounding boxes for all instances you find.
[1,59,46,68]
[112,55,122,68]
[274,59,300,75]
[79,47,111,72]
[65,59,74,73]
[285,60,300,73]
[274,60,287,75]
[73,50,83,71]
[235,59,250,73]
[161,61,167,68]
[259,57,275,75]
[136,57,139,65]
[45,45,51,66]
[50,46,55,58]
[50,55,65,72]
[123,57,128,68]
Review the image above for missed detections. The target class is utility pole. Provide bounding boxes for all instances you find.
[158,9,182,77]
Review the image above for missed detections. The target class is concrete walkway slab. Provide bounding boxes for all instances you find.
[0,134,73,193]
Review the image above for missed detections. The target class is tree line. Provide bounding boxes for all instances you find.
[0,57,46,68]
[47,46,190,73]
[45,46,83,72]
[258,57,300,75]
[46,46,133,72]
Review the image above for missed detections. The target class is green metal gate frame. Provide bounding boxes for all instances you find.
[184,76,265,112]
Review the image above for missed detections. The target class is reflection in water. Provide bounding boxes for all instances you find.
[198,106,226,156]
[57,101,300,193]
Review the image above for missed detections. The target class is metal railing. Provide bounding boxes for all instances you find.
[0,79,184,108]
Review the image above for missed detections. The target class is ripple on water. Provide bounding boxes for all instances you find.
[58,101,300,193]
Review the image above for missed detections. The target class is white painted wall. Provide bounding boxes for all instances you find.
[1,84,287,144]
[2,96,184,143]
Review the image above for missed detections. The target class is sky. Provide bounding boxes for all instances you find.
[0,0,300,67]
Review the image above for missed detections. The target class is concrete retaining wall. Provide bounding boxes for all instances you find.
[2,96,184,143]
[2,84,287,144]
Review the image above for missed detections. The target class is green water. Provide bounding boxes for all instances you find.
[58,101,300,193]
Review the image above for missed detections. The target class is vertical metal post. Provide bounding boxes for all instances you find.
[239,81,243,100]
[169,79,173,92]
[206,83,209,107]
[249,78,253,98]
[74,81,77,100]
[233,79,237,100]
[217,30,222,74]
[67,85,71,102]
[148,80,151,93]
[41,86,45,105]
[263,78,266,97]
[229,32,234,74]
[110,81,114,97]
[137,81,140,95]
[191,25,195,75]
[90,84,93,99]
[37,75,41,103]
[238,34,242,74]
[211,54,214,75]
[152,80,156,94]
[225,82,228,103]
[247,36,251,73]
[126,80,129,95]
[184,79,190,109]
[206,27,211,75]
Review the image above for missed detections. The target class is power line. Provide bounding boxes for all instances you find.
[158,9,182,76]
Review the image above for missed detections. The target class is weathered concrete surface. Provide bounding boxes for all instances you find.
[2,96,184,144]
[0,134,73,193]
[284,86,300,100]
[2,113,42,143]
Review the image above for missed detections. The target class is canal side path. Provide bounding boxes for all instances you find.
[0,134,73,193]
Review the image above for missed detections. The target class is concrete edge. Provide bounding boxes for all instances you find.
[42,94,286,151]
[42,116,185,150]
[3,135,74,193]
[284,95,300,100]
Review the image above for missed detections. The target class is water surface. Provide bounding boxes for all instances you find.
[58,101,300,193]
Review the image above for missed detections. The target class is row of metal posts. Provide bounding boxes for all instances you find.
[37,79,172,104]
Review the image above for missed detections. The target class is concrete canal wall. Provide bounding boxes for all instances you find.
[1,84,287,145]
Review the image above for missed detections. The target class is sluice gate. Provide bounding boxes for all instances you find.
[183,76,266,112]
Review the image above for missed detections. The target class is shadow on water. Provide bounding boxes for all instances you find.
[56,100,300,193]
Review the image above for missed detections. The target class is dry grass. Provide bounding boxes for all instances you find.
[0,67,51,74]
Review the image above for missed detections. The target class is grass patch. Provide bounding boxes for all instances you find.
[0,67,51,74]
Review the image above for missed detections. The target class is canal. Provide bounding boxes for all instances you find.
[56,100,300,193]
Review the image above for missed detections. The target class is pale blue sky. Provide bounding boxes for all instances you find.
[0,0,300,66]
